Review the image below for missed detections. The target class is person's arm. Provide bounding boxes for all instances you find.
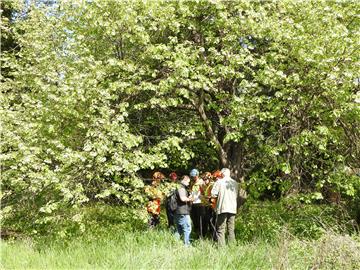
[237,183,247,207]
[178,188,192,202]
[211,181,220,198]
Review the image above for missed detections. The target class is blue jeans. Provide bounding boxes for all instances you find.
[175,214,192,245]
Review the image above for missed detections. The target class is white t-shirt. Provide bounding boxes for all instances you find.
[211,177,239,215]
[191,178,204,204]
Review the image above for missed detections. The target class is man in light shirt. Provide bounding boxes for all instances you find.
[211,168,239,246]
[189,168,206,238]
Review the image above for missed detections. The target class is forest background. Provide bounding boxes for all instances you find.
[1,0,360,269]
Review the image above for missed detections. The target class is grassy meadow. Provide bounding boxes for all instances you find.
[2,228,360,270]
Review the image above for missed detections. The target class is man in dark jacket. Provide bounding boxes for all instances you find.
[174,175,193,246]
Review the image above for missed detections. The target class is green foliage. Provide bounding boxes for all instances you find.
[81,204,148,235]
[227,0,360,196]
[236,199,355,242]
[1,1,166,234]
[1,0,359,234]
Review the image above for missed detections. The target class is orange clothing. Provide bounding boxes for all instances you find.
[147,198,161,215]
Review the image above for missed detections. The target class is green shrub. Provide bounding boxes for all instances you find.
[235,199,354,242]
[20,203,149,247]
[311,232,360,269]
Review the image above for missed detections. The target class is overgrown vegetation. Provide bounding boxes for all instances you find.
[6,201,355,244]
[236,199,358,241]
[1,0,359,242]
[1,201,360,269]
[2,227,360,270]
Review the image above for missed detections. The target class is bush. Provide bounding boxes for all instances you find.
[1,203,149,247]
[311,232,360,269]
[82,204,148,234]
[235,199,355,242]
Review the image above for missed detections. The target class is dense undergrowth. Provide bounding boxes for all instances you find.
[2,199,358,242]
[236,199,359,241]
[89,199,359,242]
[1,226,359,270]
[2,200,360,269]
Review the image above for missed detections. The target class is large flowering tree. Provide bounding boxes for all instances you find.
[1,0,359,234]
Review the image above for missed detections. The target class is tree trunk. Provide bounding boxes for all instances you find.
[224,142,244,181]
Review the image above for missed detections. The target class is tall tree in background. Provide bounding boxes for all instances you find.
[1,0,359,234]
[114,0,359,195]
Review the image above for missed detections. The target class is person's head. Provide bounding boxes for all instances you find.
[169,172,178,182]
[181,175,191,186]
[152,171,165,186]
[221,168,231,178]
[202,172,212,184]
[190,168,199,178]
[212,170,224,180]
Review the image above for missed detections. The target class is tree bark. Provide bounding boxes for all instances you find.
[226,142,244,180]
[195,90,229,168]
[194,90,246,180]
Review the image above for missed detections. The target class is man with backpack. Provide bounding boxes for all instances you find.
[165,172,179,229]
[174,175,193,246]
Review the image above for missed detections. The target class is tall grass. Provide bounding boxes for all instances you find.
[2,229,359,269]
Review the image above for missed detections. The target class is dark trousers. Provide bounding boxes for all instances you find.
[216,213,236,246]
[148,214,160,228]
[165,202,175,228]
[190,204,206,238]
[205,206,217,240]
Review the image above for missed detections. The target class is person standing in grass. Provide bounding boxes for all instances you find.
[206,170,224,240]
[145,172,165,228]
[211,168,239,246]
[189,168,206,238]
[174,175,193,246]
[164,172,179,229]
[201,171,215,238]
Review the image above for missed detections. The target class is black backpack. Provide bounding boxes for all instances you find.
[167,189,178,212]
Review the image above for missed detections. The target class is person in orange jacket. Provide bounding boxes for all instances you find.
[145,172,165,228]
[202,171,214,238]
[208,170,224,240]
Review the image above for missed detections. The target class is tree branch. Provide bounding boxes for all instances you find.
[195,89,228,166]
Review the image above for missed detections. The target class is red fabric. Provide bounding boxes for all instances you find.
[169,172,178,181]
[147,198,161,215]
[211,198,217,209]
[213,170,224,179]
